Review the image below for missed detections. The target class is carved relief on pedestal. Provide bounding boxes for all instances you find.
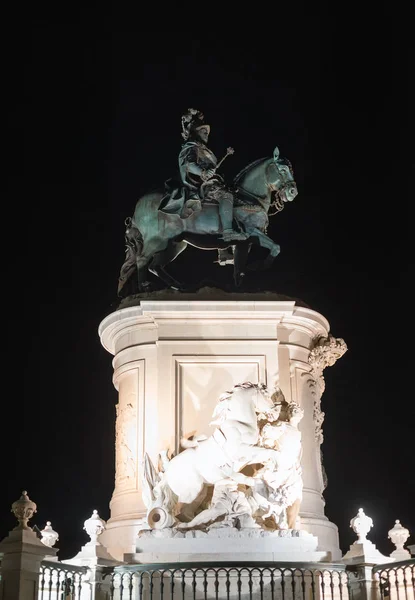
[115,401,137,487]
[303,375,325,446]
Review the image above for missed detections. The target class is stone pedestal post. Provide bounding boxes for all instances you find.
[98,293,346,561]
[0,490,57,599]
[0,529,56,600]
[62,509,121,599]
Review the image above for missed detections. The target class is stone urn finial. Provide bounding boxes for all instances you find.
[350,508,373,543]
[11,491,37,530]
[388,520,411,559]
[40,521,59,548]
[83,509,106,546]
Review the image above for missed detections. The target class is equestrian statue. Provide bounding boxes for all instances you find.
[117,108,298,295]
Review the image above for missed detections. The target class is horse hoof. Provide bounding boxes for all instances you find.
[138,281,153,292]
[234,273,245,287]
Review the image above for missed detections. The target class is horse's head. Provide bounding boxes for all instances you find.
[210,382,274,426]
[266,147,298,211]
[250,383,275,414]
[229,382,274,414]
[234,147,298,214]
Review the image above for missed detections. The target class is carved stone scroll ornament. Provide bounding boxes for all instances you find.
[308,334,348,395]
[307,334,347,444]
[115,402,136,485]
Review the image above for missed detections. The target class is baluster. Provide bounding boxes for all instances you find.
[237,569,242,600]
[248,568,253,600]
[203,570,208,600]
[226,569,231,600]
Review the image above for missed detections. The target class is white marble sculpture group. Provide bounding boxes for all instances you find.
[141,382,304,534]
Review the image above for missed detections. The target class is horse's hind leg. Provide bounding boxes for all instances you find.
[233,242,251,286]
[136,255,152,291]
[148,241,188,290]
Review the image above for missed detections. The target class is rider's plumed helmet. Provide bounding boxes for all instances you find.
[181,108,210,140]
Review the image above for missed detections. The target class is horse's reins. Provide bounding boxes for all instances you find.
[205,148,288,217]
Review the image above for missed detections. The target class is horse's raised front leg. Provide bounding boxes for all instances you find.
[233,445,280,475]
[247,228,281,271]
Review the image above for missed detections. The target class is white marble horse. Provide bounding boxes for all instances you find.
[143,382,280,528]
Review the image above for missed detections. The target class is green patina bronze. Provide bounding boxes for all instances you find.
[118,109,298,295]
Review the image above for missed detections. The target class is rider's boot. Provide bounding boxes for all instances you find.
[181,198,202,218]
[218,198,249,242]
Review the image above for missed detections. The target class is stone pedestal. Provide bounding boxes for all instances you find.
[98,291,346,561]
[342,541,393,565]
[63,541,121,600]
[126,527,330,563]
[0,529,56,600]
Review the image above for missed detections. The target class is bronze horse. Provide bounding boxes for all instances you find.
[118,147,297,294]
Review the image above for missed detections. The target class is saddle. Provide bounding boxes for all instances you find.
[159,175,260,218]
[159,176,220,218]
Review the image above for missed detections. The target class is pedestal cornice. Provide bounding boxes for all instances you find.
[99,299,330,356]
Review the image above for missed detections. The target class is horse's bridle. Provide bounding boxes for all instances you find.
[235,158,292,216]
[266,160,295,216]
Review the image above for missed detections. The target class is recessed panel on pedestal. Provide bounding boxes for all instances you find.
[174,355,265,453]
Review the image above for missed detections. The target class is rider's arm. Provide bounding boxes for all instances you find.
[180,145,203,175]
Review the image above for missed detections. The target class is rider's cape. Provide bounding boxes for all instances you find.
[158,178,191,217]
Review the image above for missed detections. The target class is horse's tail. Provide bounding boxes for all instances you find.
[124,217,144,254]
[117,217,145,296]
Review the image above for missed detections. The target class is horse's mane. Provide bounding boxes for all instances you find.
[278,156,294,175]
[220,381,265,400]
[233,157,268,183]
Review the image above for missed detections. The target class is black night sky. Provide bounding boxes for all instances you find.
[3,16,412,561]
